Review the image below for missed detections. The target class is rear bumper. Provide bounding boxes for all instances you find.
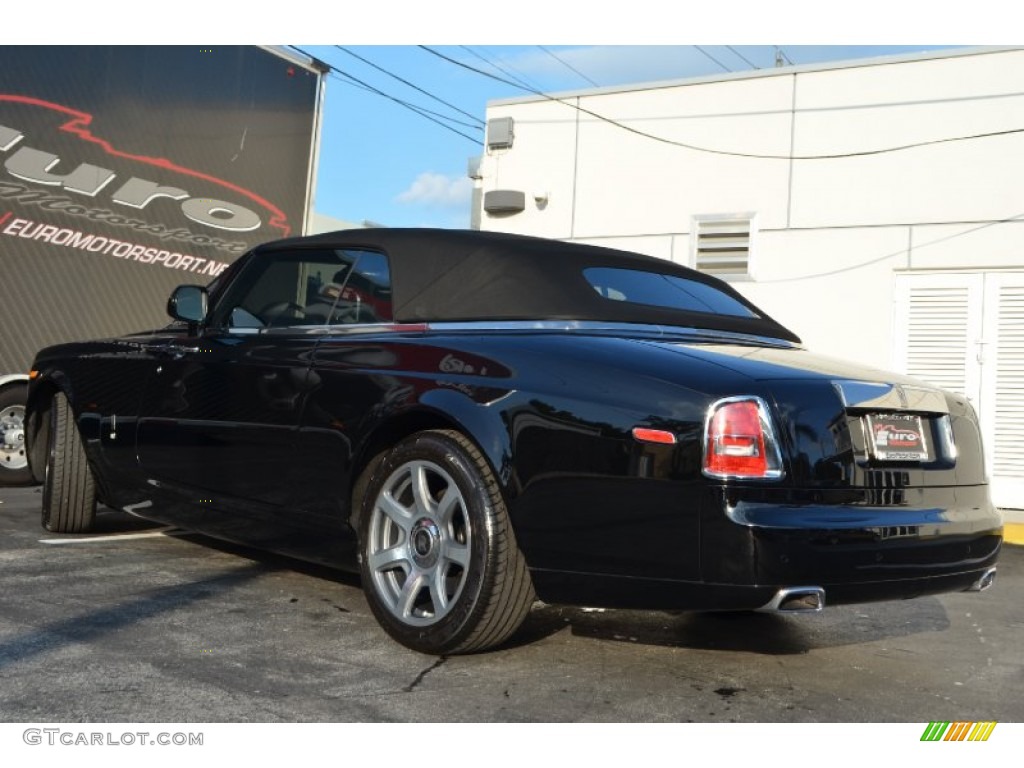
[707,484,1002,588]
[529,483,1002,611]
[528,564,998,611]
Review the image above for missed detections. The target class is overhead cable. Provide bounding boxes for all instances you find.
[693,46,732,73]
[726,46,760,70]
[291,46,482,145]
[758,211,1024,284]
[459,46,545,94]
[336,46,485,127]
[419,45,1024,161]
[538,45,600,87]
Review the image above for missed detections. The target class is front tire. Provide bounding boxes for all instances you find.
[358,430,535,654]
[41,392,96,533]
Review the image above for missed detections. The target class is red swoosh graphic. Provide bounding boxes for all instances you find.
[1,94,292,237]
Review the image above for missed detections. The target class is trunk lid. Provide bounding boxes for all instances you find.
[658,340,986,489]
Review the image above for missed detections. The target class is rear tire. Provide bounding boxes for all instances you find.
[41,392,96,533]
[358,430,535,654]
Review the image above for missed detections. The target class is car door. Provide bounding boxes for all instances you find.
[135,248,352,522]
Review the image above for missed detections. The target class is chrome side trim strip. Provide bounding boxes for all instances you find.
[267,319,799,346]
[424,321,799,347]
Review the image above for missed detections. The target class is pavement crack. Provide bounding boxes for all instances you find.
[403,656,447,693]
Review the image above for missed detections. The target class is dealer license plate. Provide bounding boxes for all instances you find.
[865,413,929,461]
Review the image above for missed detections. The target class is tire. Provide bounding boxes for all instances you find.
[358,430,535,654]
[41,392,96,533]
[0,382,33,486]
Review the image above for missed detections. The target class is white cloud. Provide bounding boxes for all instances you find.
[396,172,472,209]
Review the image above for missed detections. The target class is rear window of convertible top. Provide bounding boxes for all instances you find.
[584,267,759,318]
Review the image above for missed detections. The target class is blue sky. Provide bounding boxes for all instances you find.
[301,45,962,230]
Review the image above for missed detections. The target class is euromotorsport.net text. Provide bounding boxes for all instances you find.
[0,212,229,277]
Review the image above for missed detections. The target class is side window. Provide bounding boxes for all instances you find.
[309,249,392,326]
[210,248,392,330]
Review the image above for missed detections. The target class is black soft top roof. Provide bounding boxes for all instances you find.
[259,228,800,343]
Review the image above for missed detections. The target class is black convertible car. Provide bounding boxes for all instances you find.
[25,229,1001,654]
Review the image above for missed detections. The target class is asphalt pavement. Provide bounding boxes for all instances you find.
[0,485,1021,723]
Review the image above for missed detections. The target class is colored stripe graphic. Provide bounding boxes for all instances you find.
[971,722,997,741]
[921,721,996,741]
[945,722,970,741]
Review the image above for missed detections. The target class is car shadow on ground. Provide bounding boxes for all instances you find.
[510,598,952,655]
[0,561,274,671]
[81,505,956,657]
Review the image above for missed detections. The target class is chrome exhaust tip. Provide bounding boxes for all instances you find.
[759,586,826,613]
[965,567,997,592]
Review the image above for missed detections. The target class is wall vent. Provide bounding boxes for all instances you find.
[693,215,754,277]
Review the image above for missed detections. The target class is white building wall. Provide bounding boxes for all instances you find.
[790,50,1024,229]
[485,100,579,240]
[570,76,796,237]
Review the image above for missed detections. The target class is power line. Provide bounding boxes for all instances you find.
[418,45,1024,162]
[693,46,732,73]
[758,211,1024,284]
[292,46,482,145]
[335,46,484,127]
[332,71,482,143]
[459,46,546,94]
[312,56,481,130]
[726,45,760,70]
[538,45,600,88]
[330,69,483,131]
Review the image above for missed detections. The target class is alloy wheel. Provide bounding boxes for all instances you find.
[366,459,472,626]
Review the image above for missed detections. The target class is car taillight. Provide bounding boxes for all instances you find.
[703,396,784,480]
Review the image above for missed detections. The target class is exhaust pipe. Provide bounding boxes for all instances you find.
[965,567,997,593]
[759,586,826,613]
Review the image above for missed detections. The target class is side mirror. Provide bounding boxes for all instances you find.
[167,285,208,326]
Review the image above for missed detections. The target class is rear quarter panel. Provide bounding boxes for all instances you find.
[304,331,761,582]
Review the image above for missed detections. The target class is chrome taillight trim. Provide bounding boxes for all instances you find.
[701,395,785,481]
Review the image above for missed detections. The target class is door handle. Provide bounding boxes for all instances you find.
[154,343,200,360]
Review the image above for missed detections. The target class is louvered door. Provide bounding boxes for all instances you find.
[894,271,1024,509]
[893,273,982,399]
[981,274,1024,507]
